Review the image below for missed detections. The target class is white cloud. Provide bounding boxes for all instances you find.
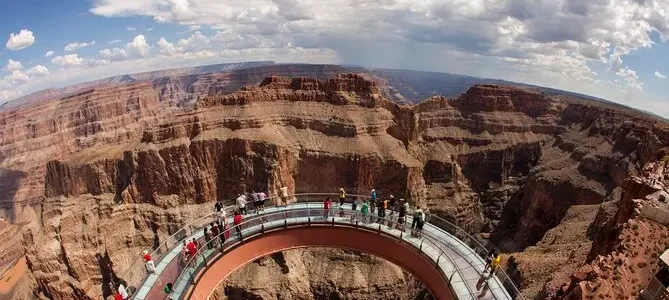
[126,26,137,31]
[146,27,154,31]
[6,71,29,83]
[157,38,177,56]
[3,0,667,116]
[107,39,123,44]
[4,59,24,73]
[64,41,96,52]
[655,71,667,79]
[177,31,210,52]
[99,47,128,61]
[27,65,50,76]
[6,29,35,50]
[45,50,54,57]
[51,54,83,68]
[99,34,151,61]
[51,54,109,69]
[126,34,150,57]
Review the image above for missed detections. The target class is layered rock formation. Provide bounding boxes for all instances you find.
[0,67,667,300]
[212,248,428,300]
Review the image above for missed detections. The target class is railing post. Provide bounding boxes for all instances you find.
[261,224,264,233]
[332,217,335,226]
[377,224,381,234]
[284,219,287,229]
[419,239,424,252]
[399,231,403,241]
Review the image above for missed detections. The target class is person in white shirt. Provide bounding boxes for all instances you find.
[217,208,227,225]
[280,186,289,205]
[117,282,129,299]
[236,194,247,215]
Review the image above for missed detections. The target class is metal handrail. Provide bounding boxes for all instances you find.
[170,205,469,300]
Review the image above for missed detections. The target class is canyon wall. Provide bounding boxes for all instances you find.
[0,67,667,299]
[212,248,428,300]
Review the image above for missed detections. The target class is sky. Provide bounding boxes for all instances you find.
[0,0,668,117]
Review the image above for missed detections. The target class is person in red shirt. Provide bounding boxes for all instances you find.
[187,239,197,258]
[323,197,332,219]
[114,292,123,300]
[233,211,243,239]
[142,250,155,273]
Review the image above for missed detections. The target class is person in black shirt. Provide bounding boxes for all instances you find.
[215,201,222,213]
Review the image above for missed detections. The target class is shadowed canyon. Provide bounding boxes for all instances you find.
[0,64,667,300]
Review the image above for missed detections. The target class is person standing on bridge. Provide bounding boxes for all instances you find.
[376,197,385,223]
[236,194,248,215]
[339,188,346,207]
[389,195,396,216]
[250,191,261,214]
[181,240,189,268]
[117,281,129,299]
[323,197,333,219]
[215,200,222,215]
[233,211,243,239]
[489,252,502,276]
[258,191,267,213]
[411,207,424,237]
[204,227,213,250]
[483,249,496,273]
[361,200,369,223]
[210,222,219,248]
[142,250,156,273]
[280,186,289,206]
[398,199,408,229]
[187,238,197,266]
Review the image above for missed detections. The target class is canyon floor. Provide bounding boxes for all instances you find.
[0,64,667,300]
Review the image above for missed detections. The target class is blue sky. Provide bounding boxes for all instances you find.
[1,0,668,117]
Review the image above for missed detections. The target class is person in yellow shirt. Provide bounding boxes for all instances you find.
[339,188,346,207]
[489,253,502,275]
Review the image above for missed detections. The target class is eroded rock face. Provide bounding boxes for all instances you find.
[212,248,428,300]
[1,69,668,300]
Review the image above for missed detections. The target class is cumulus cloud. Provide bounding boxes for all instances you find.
[655,71,667,79]
[99,47,129,61]
[157,38,177,56]
[51,54,109,69]
[27,65,50,76]
[51,54,84,68]
[126,34,150,57]
[4,59,24,73]
[45,50,54,57]
[0,59,49,91]
[6,0,669,114]
[64,41,96,52]
[6,29,35,50]
[99,34,151,61]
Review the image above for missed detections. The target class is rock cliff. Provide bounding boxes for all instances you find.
[212,248,428,300]
[0,67,667,300]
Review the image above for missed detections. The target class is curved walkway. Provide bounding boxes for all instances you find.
[190,226,454,300]
[123,195,521,300]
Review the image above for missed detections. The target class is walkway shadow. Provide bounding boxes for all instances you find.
[476,275,491,299]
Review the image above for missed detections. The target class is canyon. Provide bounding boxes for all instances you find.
[0,64,667,300]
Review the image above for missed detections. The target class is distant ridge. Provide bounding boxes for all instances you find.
[0,61,275,111]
